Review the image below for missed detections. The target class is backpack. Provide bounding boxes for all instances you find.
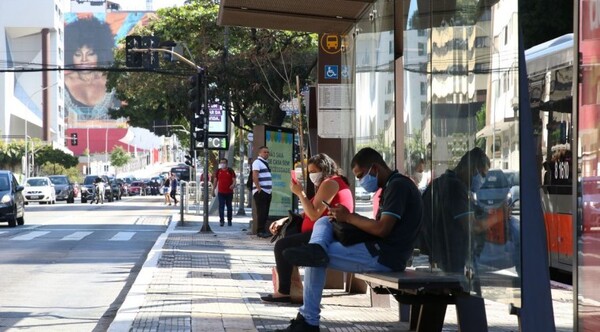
[246,169,253,190]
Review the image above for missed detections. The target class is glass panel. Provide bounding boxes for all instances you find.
[578,0,600,327]
[354,0,396,169]
[407,0,521,306]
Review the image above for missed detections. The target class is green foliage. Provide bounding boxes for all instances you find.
[110,146,131,168]
[35,146,79,169]
[39,162,67,176]
[107,0,318,148]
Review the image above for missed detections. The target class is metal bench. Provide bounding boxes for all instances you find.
[355,269,488,332]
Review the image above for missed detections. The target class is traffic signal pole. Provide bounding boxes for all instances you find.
[128,44,212,233]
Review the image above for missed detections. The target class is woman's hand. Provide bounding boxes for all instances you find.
[329,204,351,223]
[290,181,304,196]
[269,217,288,235]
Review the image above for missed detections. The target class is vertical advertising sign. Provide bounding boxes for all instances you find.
[264,126,295,217]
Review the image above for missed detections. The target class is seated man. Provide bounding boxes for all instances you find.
[280,147,423,331]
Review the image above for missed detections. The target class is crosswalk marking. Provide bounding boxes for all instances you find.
[11,231,50,241]
[0,231,6,236]
[109,232,135,241]
[60,231,93,241]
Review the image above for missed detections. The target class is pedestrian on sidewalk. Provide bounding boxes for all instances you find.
[169,173,179,206]
[213,158,236,226]
[278,147,423,331]
[163,176,171,205]
[252,146,272,238]
[261,153,353,304]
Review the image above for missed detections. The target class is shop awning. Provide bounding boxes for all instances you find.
[476,121,514,139]
[218,0,374,34]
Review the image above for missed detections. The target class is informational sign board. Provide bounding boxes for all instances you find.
[208,104,227,134]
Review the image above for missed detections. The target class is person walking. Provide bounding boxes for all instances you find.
[252,146,272,238]
[170,173,179,206]
[94,177,105,204]
[213,158,236,226]
[163,176,171,205]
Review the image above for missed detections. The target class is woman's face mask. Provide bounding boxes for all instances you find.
[309,172,323,186]
[219,163,226,169]
[471,170,485,192]
[359,165,379,193]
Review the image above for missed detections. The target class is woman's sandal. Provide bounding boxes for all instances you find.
[260,294,291,303]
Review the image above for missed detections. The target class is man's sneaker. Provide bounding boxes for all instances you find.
[220,221,224,227]
[283,244,329,267]
[227,221,232,226]
[276,313,319,332]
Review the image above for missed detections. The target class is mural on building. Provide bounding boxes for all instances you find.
[64,12,153,126]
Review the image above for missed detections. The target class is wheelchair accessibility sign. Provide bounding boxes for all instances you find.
[324,65,338,79]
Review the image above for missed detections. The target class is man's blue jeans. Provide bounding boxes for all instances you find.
[298,217,392,326]
[218,192,233,223]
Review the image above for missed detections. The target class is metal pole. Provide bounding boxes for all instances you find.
[180,181,185,224]
[237,116,246,215]
[200,69,212,233]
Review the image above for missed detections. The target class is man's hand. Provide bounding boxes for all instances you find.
[329,204,351,223]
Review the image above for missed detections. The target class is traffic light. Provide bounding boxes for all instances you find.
[125,35,143,68]
[188,74,201,115]
[71,133,78,146]
[184,154,194,167]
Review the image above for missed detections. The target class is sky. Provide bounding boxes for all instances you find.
[111,0,186,11]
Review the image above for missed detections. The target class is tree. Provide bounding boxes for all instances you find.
[106,0,317,146]
[39,162,67,176]
[110,146,131,176]
[35,146,79,169]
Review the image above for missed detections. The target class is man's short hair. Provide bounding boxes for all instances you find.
[351,147,385,169]
[220,158,228,163]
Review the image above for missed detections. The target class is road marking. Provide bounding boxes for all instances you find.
[0,231,6,235]
[11,231,50,241]
[109,232,135,241]
[60,231,93,241]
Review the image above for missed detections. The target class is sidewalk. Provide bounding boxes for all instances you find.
[108,210,574,332]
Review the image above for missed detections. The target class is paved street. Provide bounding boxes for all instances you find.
[0,195,171,331]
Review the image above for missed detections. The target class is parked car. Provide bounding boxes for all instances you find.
[48,175,75,203]
[128,181,146,196]
[23,176,56,204]
[107,176,122,200]
[80,175,113,203]
[115,178,129,197]
[0,170,25,227]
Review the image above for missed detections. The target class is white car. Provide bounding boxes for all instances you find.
[24,177,56,204]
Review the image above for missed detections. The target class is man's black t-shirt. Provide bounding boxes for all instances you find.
[365,171,423,271]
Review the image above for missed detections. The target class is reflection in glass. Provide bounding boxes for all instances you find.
[405,0,521,307]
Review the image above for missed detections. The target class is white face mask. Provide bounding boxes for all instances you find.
[309,172,323,186]
[219,163,226,169]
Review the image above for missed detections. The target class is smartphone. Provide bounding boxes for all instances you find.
[322,200,331,208]
[291,170,298,184]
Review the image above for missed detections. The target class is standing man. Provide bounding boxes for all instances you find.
[252,146,272,238]
[170,173,179,206]
[279,147,423,331]
[213,158,236,227]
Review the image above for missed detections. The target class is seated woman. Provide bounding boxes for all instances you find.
[261,153,353,303]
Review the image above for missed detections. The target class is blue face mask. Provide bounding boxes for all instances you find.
[471,171,484,192]
[359,166,379,193]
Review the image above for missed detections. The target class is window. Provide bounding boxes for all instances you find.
[420,82,427,95]
[418,42,425,56]
[475,36,489,48]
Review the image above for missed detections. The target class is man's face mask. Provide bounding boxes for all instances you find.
[471,170,485,192]
[358,165,378,193]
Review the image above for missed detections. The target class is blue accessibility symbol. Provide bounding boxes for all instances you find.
[324,65,339,79]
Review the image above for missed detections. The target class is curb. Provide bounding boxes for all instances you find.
[107,214,178,332]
